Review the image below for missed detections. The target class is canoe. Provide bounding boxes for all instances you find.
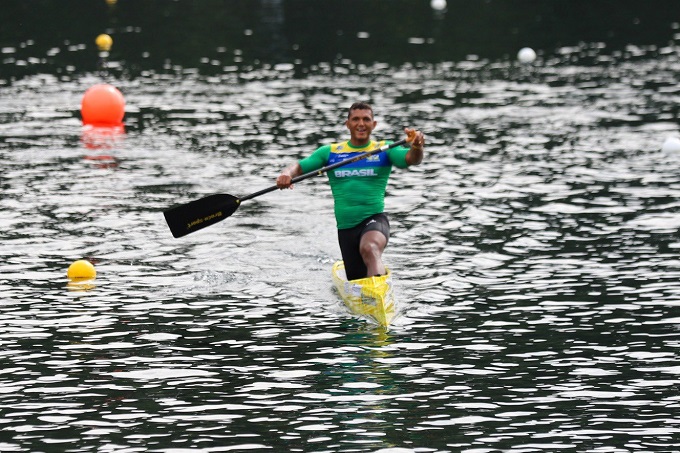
[331,260,396,326]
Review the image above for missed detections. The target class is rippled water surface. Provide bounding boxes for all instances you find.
[3,5,680,452]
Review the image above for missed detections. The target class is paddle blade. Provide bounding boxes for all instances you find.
[163,194,240,238]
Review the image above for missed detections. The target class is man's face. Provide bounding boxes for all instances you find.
[346,108,377,143]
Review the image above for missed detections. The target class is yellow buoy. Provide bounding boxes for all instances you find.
[67,259,97,281]
[95,34,113,52]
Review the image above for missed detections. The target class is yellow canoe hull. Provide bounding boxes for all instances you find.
[331,260,396,327]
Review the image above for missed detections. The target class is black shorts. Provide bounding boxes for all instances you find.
[337,213,390,281]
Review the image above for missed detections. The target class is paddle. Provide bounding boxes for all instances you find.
[163,137,411,238]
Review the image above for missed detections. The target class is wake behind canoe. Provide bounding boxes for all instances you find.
[331,260,396,327]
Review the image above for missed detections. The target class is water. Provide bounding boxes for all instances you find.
[3,1,680,452]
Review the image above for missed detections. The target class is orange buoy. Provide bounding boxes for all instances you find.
[81,84,125,126]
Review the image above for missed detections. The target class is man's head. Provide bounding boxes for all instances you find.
[347,102,374,120]
[346,102,377,146]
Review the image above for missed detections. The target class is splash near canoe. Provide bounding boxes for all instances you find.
[331,261,396,326]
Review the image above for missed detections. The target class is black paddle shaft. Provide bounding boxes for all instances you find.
[164,137,409,238]
[239,138,408,202]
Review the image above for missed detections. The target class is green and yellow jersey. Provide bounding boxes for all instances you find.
[299,140,410,229]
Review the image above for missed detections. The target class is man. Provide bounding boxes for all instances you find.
[276,102,425,281]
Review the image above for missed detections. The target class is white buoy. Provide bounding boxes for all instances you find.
[662,136,680,153]
[431,0,447,11]
[517,47,537,64]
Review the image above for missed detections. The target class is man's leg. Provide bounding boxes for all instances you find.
[359,230,388,277]
[359,213,390,277]
[338,227,366,281]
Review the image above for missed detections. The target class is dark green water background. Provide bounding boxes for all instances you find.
[3,0,680,76]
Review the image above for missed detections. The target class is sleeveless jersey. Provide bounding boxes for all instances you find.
[299,140,410,229]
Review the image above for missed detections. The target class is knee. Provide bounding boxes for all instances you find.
[359,241,380,259]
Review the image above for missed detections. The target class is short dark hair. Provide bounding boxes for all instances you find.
[348,102,373,119]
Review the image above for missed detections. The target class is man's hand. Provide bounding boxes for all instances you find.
[404,128,425,166]
[276,163,302,189]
